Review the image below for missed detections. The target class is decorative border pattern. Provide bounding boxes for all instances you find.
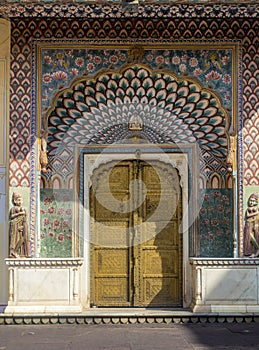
[0,58,7,167]
[30,35,38,255]
[0,3,258,18]
[190,258,259,266]
[5,258,84,267]
[0,314,258,325]
[0,0,257,3]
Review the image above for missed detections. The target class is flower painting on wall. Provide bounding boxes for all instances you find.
[41,46,233,115]
[40,189,73,258]
[199,189,233,257]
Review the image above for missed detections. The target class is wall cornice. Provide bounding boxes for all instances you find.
[5,258,84,268]
[0,3,258,18]
[190,258,259,266]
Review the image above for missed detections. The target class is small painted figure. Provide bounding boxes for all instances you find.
[129,114,143,131]
[9,192,29,258]
[128,45,144,63]
[40,136,48,173]
[243,193,259,257]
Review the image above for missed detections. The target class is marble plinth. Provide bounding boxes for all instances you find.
[4,258,83,314]
[190,258,259,313]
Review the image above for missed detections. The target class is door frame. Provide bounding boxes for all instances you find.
[77,144,199,309]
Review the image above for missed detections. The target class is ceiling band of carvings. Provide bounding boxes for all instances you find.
[0,3,258,18]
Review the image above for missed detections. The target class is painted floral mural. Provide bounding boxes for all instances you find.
[41,47,233,114]
[40,189,73,258]
[199,189,233,257]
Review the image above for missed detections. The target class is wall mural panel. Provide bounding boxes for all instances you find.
[37,41,237,185]
[35,41,237,258]
[40,189,73,258]
[8,15,257,257]
[10,17,251,189]
[40,46,233,114]
[199,189,233,257]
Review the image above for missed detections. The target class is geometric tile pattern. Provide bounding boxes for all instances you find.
[242,18,259,185]
[200,150,233,188]
[9,23,31,186]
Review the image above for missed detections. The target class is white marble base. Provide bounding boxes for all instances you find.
[5,258,84,314]
[190,258,259,314]
[5,257,259,315]
[4,305,82,314]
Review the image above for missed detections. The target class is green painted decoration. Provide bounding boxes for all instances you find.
[40,189,73,258]
[199,189,233,257]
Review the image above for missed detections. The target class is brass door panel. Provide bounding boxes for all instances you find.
[90,160,182,307]
[90,162,133,307]
[93,248,130,306]
[137,161,182,307]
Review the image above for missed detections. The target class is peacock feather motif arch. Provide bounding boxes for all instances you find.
[45,64,229,159]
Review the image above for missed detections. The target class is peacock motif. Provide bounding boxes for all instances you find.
[47,65,228,158]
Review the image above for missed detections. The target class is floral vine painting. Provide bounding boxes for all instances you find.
[40,189,73,258]
[199,189,233,257]
[41,46,233,114]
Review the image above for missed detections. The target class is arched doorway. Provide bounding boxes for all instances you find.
[39,62,231,308]
[43,63,230,260]
[89,159,182,307]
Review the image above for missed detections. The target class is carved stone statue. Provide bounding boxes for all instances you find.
[9,192,29,258]
[243,192,259,257]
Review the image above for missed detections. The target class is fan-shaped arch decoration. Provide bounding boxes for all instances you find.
[45,64,229,159]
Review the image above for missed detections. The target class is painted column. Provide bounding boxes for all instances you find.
[0,18,10,305]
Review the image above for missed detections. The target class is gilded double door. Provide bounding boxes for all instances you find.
[90,159,182,307]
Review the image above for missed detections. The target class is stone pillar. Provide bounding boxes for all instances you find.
[0,18,10,306]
